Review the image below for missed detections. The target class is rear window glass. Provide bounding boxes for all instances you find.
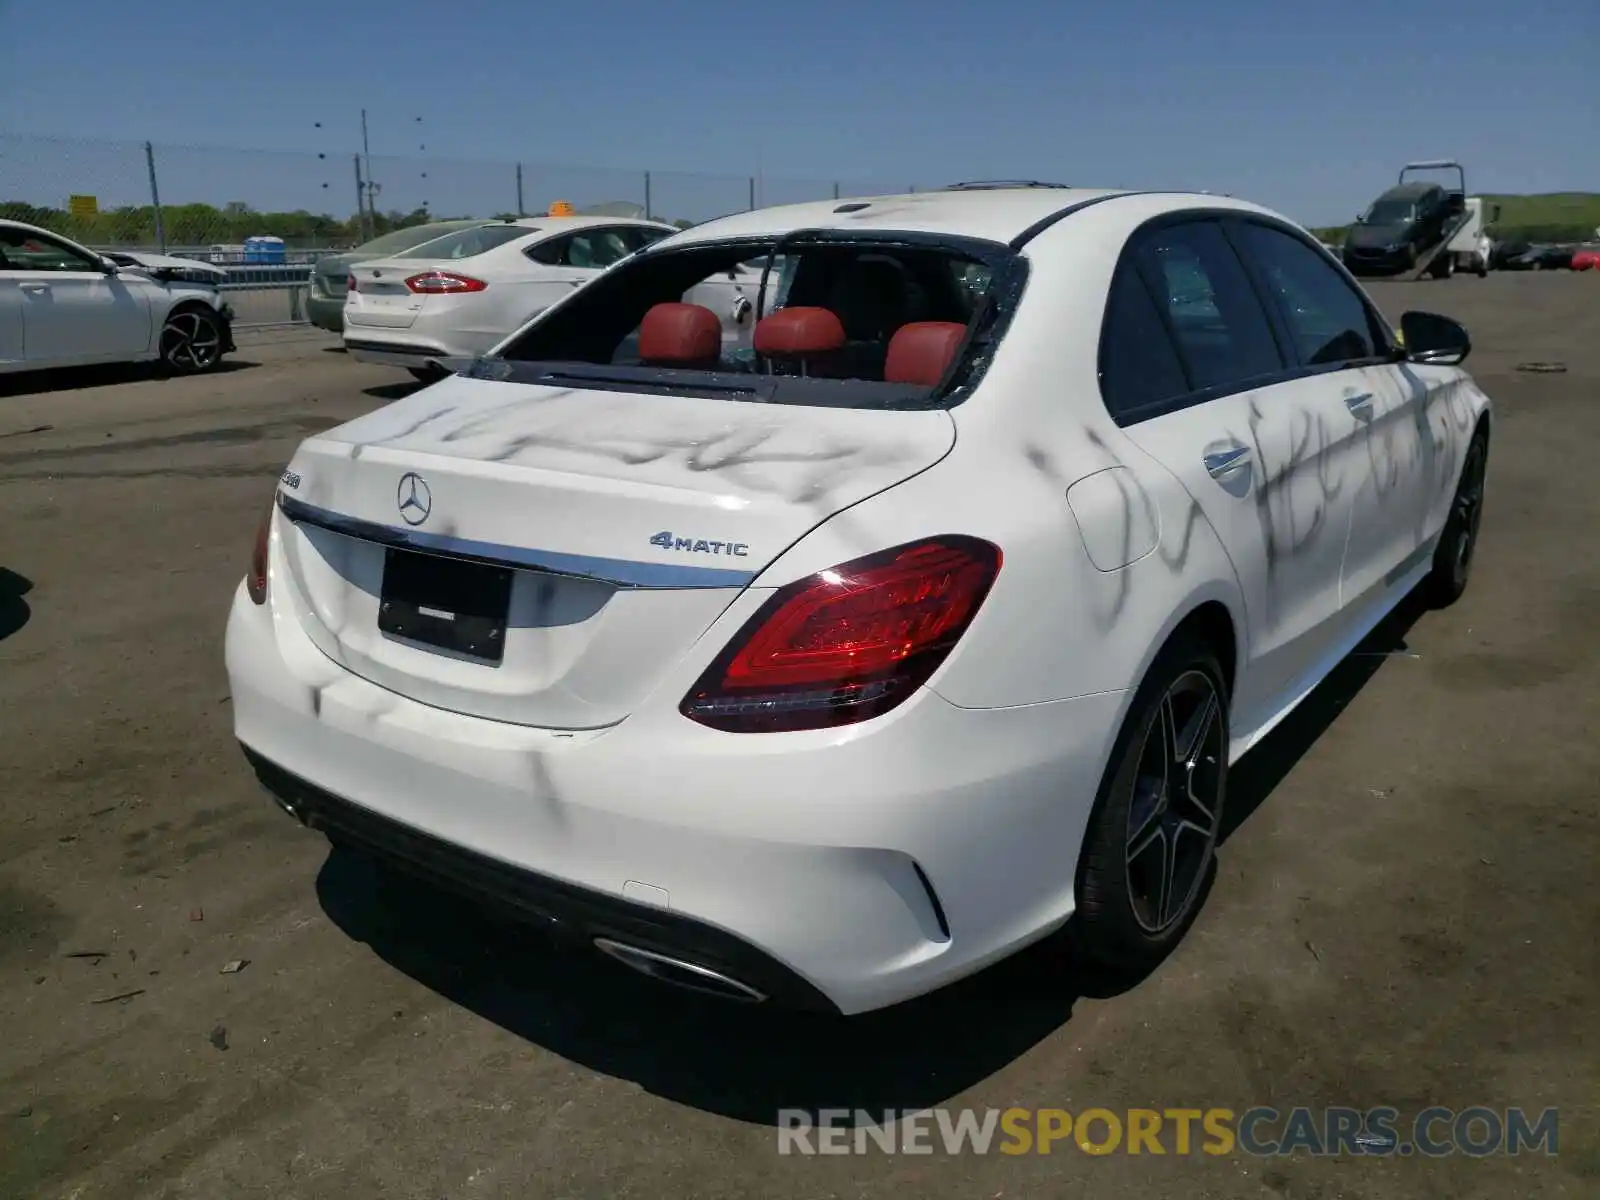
[1362,199,1417,225]
[393,225,532,260]
[353,221,485,257]
[491,237,1020,410]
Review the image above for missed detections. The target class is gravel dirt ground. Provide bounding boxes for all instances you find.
[1,276,1596,1199]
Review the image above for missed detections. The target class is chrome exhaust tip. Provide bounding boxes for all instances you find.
[593,938,767,1003]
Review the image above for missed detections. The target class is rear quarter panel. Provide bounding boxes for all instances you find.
[754,195,1251,713]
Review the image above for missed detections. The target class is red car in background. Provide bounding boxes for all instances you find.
[1571,246,1600,271]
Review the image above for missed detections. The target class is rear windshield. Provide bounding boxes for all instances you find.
[491,235,1023,410]
[394,224,533,260]
[353,221,485,257]
[1363,199,1417,225]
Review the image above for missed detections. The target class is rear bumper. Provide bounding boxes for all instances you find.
[1342,246,1411,274]
[343,335,454,369]
[306,295,345,332]
[244,745,838,1010]
[224,578,1124,1015]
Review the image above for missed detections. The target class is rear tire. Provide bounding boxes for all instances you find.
[1430,254,1455,280]
[1425,427,1489,608]
[1072,634,1229,977]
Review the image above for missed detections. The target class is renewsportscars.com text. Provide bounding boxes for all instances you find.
[776,1106,1560,1157]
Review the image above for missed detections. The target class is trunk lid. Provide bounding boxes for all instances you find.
[275,374,955,729]
[345,259,426,328]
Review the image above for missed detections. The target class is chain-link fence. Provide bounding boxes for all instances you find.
[1,131,920,327]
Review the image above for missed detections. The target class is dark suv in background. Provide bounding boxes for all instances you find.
[1341,182,1454,275]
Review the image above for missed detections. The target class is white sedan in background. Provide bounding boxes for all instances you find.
[232,184,1492,1015]
[343,216,770,382]
[1,219,236,376]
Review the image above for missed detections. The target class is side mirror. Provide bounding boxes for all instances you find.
[100,257,119,275]
[1400,310,1470,366]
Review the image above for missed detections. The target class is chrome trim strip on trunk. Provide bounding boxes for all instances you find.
[276,493,759,589]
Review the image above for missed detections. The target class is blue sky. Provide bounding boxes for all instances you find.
[2,0,1595,226]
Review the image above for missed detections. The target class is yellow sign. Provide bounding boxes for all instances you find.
[68,194,99,219]
[548,200,575,216]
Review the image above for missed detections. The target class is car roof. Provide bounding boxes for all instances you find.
[0,218,63,238]
[662,187,1279,250]
[504,215,672,232]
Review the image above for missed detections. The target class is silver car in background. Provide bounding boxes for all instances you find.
[307,220,499,332]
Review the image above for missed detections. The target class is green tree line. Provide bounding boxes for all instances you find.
[1313,221,1597,247]
[7,195,1590,252]
[1,200,696,248]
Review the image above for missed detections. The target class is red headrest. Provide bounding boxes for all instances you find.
[638,302,721,365]
[884,321,967,386]
[753,307,846,358]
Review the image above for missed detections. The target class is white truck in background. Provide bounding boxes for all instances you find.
[1442,196,1498,277]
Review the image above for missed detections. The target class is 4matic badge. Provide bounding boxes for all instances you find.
[650,531,749,557]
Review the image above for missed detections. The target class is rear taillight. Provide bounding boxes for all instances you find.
[681,536,1001,733]
[246,505,272,605]
[405,270,488,294]
[346,274,357,293]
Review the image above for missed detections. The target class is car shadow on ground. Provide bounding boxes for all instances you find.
[314,591,1431,1123]
[0,359,259,398]
[1221,590,1428,840]
[0,568,32,642]
[362,381,426,402]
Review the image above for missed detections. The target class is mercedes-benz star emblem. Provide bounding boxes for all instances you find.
[396,472,432,526]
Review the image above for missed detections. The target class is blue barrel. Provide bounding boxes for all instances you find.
[243,236,287,264]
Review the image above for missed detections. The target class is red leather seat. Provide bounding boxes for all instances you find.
[884,321,968,386]
[753,307,847,376]
[638,302,722,368]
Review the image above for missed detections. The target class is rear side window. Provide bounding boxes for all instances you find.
[525,227,636,269]
[623,226,673,252]
[393,225,531,260]
[1132,221,1283,392]
[1099,266,1190,419]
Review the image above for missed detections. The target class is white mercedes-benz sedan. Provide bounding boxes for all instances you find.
[1,219,236,376]
[227,184,1492,1015]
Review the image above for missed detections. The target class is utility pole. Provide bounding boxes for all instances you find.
[360,108,375,233]
[353,155,369,242]
[144,141,167,253]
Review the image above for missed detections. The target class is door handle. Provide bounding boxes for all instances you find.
[1345,392,1375,421]
[20,283,49,294]
[1203,445,1252,479]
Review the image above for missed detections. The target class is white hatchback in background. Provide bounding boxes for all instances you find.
[230,185,1493,1015]
[0,219,236,376]
[341,216,765,381]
